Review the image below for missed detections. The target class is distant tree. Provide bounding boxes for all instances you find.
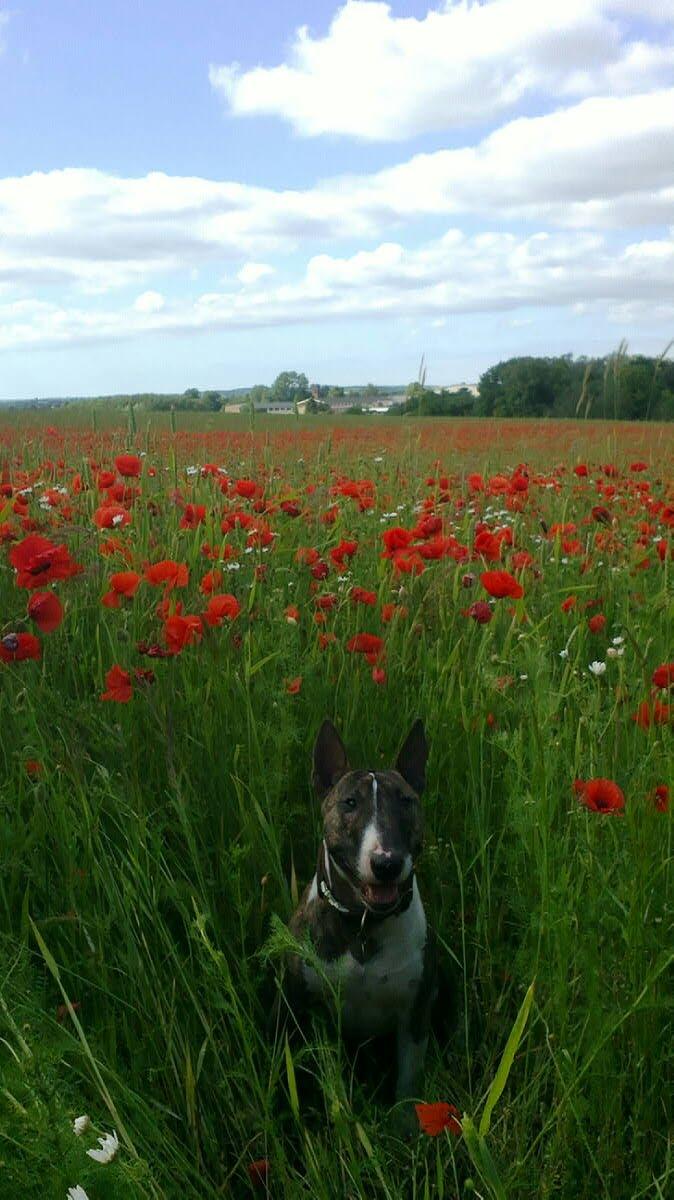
[183,387,200,400]
[270,371,310,404]
[202,390,222,411]
[246,384,271,410]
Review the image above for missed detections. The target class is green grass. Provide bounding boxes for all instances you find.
[0,415,672,1199]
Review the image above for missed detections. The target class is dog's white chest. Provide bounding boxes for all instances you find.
[303,881,428,1035]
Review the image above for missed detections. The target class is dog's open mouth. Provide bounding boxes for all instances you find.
[361,881,400,908]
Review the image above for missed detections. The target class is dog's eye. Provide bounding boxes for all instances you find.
[343,796,357,810]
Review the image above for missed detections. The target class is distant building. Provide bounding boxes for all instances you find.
[222,392,405,415]
[433,383,479,396]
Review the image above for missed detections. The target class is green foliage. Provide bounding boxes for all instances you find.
[403,383,476,417]
[476,352,674,420]
[270,371,311,405]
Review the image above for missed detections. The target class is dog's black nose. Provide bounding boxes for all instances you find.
[370,852,404,882]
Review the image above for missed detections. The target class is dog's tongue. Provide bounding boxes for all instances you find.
[362,881,399,906]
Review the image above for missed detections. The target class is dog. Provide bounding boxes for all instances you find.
[279,718,437,1129]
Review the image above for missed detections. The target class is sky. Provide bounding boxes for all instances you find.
[1,0,673,399]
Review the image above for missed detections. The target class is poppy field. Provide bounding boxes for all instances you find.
[0,411,672,1200]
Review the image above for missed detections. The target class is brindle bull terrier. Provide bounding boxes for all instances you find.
[280,718,437,1131]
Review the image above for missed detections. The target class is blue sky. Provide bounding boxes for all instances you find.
[1,0,673,398]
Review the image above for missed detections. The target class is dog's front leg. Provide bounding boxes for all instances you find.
[396,1024,427,1102]
[392,1022,428,1136]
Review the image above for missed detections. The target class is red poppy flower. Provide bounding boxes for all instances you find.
[110,571,142,598]
[318,632,337,649]
[285,676,302,694]
[652,663,674,689]
[27,591,63,633]
[9,534,82,589]
[204,594,241,626]
[652,785,669,813]
[247,1159,270,1189]
[1,632,41,662]
[115,454,142,478]
[330,539,358,567]
[588,614,606,634]
[133,667,155,686]
[474,530,502,561]
[350,586,377,606]
[371,666,387,685]
[573,778,625,813]
[137,640,173,659]
[415,1102,462,1137]
[391,549,426,576]
[381,526,414,554]
[164,614,203,654]
[511,550,533,570]
[99,536,133,563]
[285,604,300,624]
[179,503,207,530]
[346,633,384,658]
[630,461,648,472]
[591,505,612,525]
[480,570,524,600]
[381,602,408,622]
[200,569,222,595]
[632,700,672,728]
[573,464,589,477]
[315,593,338,611]
[25,759,43,777]
[93,503,132,529]
[100,664,133,702]
[464,600,491,624]
[144,560,189,589]
[234,478,257,499]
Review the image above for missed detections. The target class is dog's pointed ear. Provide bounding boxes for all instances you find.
[395,719,427,795]
[313,720,350,799]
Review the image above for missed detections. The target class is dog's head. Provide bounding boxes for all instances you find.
[313,719,428,912]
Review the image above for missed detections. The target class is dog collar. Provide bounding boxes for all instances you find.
[318,877,352,915]
[316,841,414,922]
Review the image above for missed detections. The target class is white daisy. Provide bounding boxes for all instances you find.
[67,1187,90,1200]
[588,661,606,677]
[86,1129,119,1164]
[72,1114,91,1137]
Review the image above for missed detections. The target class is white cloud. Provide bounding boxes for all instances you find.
[133,290,165,313]
[237,261,274,285]
[210,0,674,141]
[1,87,673,301]
[2,226,672,352]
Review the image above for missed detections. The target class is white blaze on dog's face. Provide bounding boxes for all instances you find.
[312,720,427,913]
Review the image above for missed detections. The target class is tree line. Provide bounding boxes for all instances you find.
[13,349,672,420]
[398,349,674,421]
